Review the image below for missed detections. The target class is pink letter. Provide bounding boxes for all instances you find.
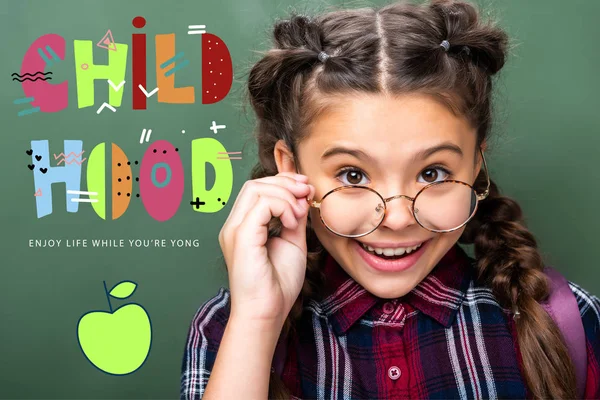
[19,34,68,113]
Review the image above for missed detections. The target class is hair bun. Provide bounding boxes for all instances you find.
[273,13,322,51]
[431,0,509,75]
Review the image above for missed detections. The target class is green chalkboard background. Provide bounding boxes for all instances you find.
[0,0,598,398]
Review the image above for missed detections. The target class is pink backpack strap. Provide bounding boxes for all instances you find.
[540,266,587,398]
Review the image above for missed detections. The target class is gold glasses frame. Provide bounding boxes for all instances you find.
[298,147,491,238]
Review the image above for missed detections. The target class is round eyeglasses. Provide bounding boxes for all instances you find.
[299,147,490,238]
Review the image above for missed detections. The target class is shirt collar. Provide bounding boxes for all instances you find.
[318,244,475,336]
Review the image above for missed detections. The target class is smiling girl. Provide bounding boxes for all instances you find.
[180,0,600,399]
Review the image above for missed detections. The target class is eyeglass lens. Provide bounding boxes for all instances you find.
[319,182,477,236]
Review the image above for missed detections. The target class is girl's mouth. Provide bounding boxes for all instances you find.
[358,241,424,260]
[353,238,432,273]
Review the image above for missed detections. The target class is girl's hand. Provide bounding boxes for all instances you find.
[218,172,315,325]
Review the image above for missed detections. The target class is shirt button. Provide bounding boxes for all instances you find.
[383,302,395,314]
[388,366,401,380]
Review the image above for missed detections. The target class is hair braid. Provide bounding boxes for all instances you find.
[459,173,578,399]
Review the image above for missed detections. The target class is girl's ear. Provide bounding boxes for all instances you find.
[274,139,297,174]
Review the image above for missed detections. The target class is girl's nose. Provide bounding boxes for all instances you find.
[378,197,416,231]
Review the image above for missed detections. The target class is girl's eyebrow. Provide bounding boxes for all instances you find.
[411,142,464,162]
[320,141,463,164]
[320,146,373,164]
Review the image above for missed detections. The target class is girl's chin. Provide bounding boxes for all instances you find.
[361,280,415,299]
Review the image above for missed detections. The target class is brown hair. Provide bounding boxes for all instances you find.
[240,0,577,398]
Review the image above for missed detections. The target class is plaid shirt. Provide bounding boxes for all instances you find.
[181,245,600,399]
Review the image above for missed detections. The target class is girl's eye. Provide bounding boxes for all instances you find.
[335,165,453,186]
[336,167,368,185]
[419,166,451,184]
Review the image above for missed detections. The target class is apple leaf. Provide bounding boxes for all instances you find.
[109,281,137,299]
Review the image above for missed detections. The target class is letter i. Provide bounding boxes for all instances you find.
[132,16,147,110]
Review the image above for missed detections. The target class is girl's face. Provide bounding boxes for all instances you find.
[275,93,484,299]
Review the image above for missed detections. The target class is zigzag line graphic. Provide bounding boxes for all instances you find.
[56,158,87,166]
[53,151,85,159]
[11,72,53,78]
[12,77,52,82]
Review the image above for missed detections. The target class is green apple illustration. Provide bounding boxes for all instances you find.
[77,280,152,375]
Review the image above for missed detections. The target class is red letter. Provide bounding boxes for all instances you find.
[132,16,147,110]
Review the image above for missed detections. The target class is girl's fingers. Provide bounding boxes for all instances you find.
[225,172,304,219]
[236,194,299,249]
[224,174,310,231]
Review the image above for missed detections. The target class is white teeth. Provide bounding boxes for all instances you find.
[395,248,407,255]
[361,242,423,255]
[383,248,396,256]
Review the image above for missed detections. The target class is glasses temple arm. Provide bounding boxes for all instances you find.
[478,147,491,200]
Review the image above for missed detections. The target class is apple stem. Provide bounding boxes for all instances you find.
[103,280,113,313]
